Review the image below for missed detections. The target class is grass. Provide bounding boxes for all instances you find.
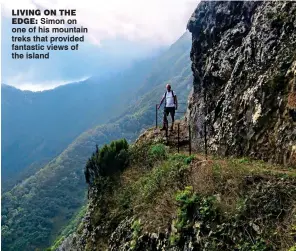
[70,139,296,250]
[115,152,192,233]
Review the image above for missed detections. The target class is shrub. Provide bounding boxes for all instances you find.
[149,143,168,161]
[128,141,155,169]
[171,187,217,246]
[84,139,129,184]
[128,142,168,170]
[130,219,142,250]
[169,153,195,165]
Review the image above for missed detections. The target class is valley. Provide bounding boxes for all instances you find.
[1,32,192,251]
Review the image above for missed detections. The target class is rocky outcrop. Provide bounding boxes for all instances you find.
[186,1,296,165]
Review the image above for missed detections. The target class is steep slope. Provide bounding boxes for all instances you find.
[55,128,296,251]
[186,1,296,165]
[1,32,192,251]
[1,57,155,190]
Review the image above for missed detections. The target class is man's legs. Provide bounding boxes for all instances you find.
[161,107,169,130]
[169,107,175,131]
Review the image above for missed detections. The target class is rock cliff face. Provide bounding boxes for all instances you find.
[186,1,296,165]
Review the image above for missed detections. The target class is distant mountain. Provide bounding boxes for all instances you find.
[2,15,168,93]
[137,32,193,93]
[2,31,193,251]
[1,57,156,190]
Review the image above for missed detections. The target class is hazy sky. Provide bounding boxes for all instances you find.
[1,0,198,91]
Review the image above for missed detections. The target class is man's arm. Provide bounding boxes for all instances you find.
[158,95,165,109]
[174,95,178,110]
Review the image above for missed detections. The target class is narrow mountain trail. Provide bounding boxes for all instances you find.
[136,120,296,178]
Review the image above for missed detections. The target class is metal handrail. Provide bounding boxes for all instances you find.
[155,103,192,155]
[155,103,187,128]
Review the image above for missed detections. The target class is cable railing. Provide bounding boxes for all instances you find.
[155,103,192,155]
[155,102,187,128]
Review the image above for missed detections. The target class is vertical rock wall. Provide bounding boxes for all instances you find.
[186,1,296,165]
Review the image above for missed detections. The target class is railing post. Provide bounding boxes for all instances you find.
[204,84,208,160]
[178,123,180,153]
[155,104,158,129]
[204,120,208,160]
[189,124,191,156]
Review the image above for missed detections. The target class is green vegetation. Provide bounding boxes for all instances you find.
[130,219,142,250]
[85,139,129,183]
[71,138,296,250]
[77,142,194,247]
[47,205,87,251]
[170,186,200,245]
[149,143,168,160]
[170,184,281,250]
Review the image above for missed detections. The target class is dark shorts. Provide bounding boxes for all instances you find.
[164,107,175,118]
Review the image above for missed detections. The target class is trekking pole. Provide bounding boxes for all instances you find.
[155,104,158,129]
[189,125,192,155]
[178,123,180,153]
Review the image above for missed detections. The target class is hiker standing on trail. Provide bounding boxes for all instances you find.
[158,84,178,131]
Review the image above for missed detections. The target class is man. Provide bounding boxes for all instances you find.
[158,84,178,131]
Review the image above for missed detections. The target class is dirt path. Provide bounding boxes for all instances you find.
[136,122,296,177]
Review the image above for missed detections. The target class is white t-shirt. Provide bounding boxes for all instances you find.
[163,91,176,107]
